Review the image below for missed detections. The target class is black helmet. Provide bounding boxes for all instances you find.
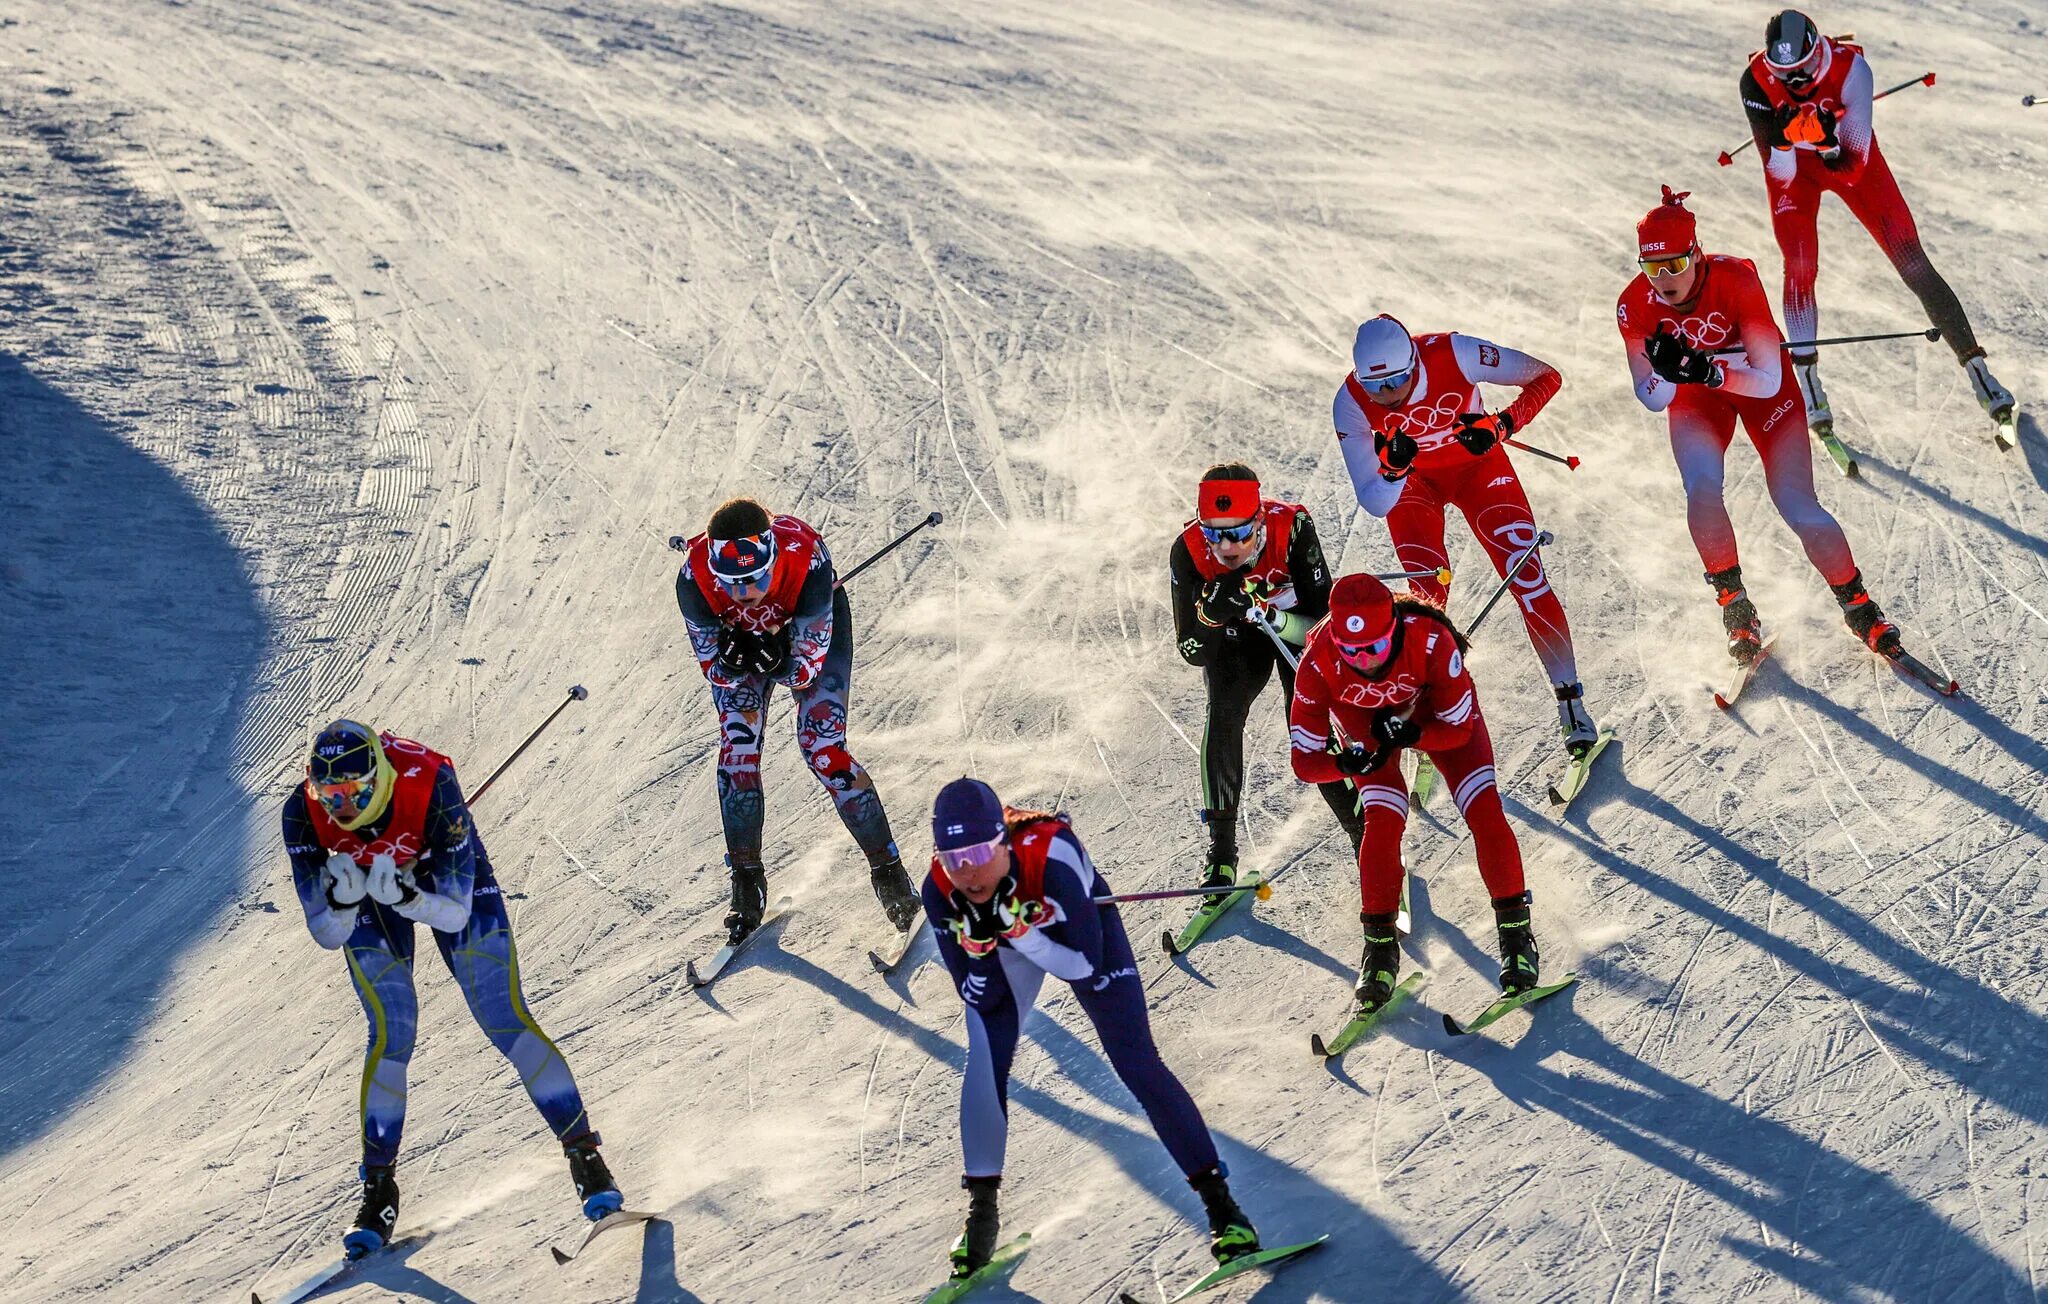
[1764,10,1823,89]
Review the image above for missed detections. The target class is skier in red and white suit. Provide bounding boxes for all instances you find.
[1289,572,1539,1011]
[1333,317,1599,757]
[1616,186,1904,667]
[1741,9,2014,432]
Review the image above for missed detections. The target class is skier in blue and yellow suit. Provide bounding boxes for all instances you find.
[282,719,623,1259]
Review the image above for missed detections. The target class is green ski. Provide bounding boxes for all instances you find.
[1442,972,1578,1037]
[1117,1235,1328,1303]
[1546,728,1614,809]
[920,1233,1030,1303]
[1309,972,1427,1058]
[1161,871,1262,957]
[1812,421,1859,477]
[1410,754,1438,807]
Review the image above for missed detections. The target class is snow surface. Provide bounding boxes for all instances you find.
[1,2,2044,1301]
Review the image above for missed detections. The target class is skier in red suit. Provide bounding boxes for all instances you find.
[1741,9,2014,437]
[1289,572,1539,1012]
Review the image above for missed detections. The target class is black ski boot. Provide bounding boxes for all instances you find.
[566,1138,623,1222]
[1354,911,1402,1011]
[871,856,921,933]
[1199,807,1238,889]
[1188,1164,1260,1264]
[1704,567,1763,667]
[724,857,767,946]
[949,1174,1002,1279]
[1494,891,1540,995]
[344,1164,399,1260]
[1829,569,1902,656]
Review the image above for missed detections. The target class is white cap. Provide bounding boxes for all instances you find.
[1352,315,1417,383]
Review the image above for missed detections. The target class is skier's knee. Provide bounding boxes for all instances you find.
[806,742,864,793]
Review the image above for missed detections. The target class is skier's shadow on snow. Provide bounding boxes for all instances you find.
[2016,411,2048,495]
[630,1217,710,1304]
[344,1238,479,1303]
[1855,446,2048,557]
[774,952,1459,1300]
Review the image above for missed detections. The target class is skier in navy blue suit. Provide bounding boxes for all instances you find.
[921,776,1261,1282]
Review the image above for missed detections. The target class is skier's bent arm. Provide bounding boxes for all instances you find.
[1831,54,1873,175]
[1411,636,1479,753]
[1718,272,1786,399]
[925,877,1013,1014]
[675,568,741,688]
[283,796,355,949]
[782,554,835,688]
[1334,392,1404,518]
[1288,663,1344,785]
[1451,336,1563,432]
[1168,537,1218,667]
[1625,339,1677,413]
[392,763,478,933]
[1006,835,1101,982]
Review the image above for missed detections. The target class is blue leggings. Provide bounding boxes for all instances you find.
[343,882,592,1168]
[960,907,1219,1179]
[710,587,897,865]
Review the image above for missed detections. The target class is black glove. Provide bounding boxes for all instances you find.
[950,876,1014,956]
[1452,410,1514,456]
[1374,428,1419,482]
[1814,105,1839,149]
[753,626,793,678]
[1331,740,1384,776]
[1771,102,1800,135]
[1671,343,1721,387]
[1197,577,1254,627]
[1645,325,1690,382]
[1370,712,1422,750]
[716,624,791,676]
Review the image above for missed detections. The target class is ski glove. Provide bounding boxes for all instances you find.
[716,624,791,677]
[1331,740,1385,776]
[1453,410,1514,456]
[1196,577,1254,627]
[950,885,1008,957]
[1373,428,1419,481]
[365,852,419,907]
[1370,712,1422,750]
[325,851,368,909]
[1646,326,1719,386]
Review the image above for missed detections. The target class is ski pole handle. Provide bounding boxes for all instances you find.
[1716,72,1934,165]
[1095,881,1275,905]
[2025,95,2039,108]
[1710,327,1938,357]
[469,685,589,806]
[1468,531,1552,636]
[1502,437,1580,471]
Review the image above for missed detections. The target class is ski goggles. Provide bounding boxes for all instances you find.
[1355,366,1414,397]
[936,834,1005,874]
[1198,519,1261,545]
[312,773,378,820]
[1334,632,1395,672]
[1639,252,1692,279]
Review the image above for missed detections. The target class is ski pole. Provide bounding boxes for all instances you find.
[1095,881,1275,906]
[1373,565,1454,585]
[1716,72,1935,165]
[469,685,589,806]
[1710,326,1938,357]
[1503,437,1580,471]
[667,510,943,591]
[1468,531,1552,636]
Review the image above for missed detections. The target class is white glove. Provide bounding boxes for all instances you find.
[325,852,368,907]
[365,853,412,906]
[304,900,355,950]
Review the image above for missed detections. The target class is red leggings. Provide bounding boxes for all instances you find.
[1350,716,1524,915]
[1386,447,1576,685]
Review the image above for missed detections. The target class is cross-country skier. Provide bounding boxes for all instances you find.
[1617,186,1913,667]
[674,497,920,945]
[282,721,622,1259]
[1288,573,1539,1010]
[1169,463,1362,890]
[1332,315,1600,756]
[1741,9,2016,438]
[922,777,1261,1279]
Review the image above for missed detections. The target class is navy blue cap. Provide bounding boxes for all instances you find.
[310,720,380,781]
[932,777,1004,851]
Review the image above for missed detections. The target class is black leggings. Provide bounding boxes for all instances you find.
[1201,634,1362,864]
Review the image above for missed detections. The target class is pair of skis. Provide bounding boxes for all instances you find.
[1311,972,1578,1059]
[1714,632,1961,711]
[682,898,925,989]
[1411,731,1614,817]
[1813,398,2021,471]
[255,1209,660,1302]
[922,1230,1328,1303]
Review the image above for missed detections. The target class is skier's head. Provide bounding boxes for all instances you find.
[706,498,777,606]
[1763,10,1824,93]
[307,719,395,830]
[1196,463,1265,568]
[1638,186,1702,306]
[932,776,1011,901]
[1327,572,1399,677]
[1351,315,1419,407]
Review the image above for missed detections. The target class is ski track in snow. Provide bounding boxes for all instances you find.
[1,0,2044,1301]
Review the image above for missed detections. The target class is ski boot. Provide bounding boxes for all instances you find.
[1553,682,1599,758]
[1494,891,1540,994]
[566,1139,623,1222]
[948,1174,1002,1279]
[1198,807,1238,890]
[1794,358,1832,432]
[1353,911,1402,1011]
[724,857,768,946]
[1830,569,1901,656]
[1704,567,1764,667]
[1188,1165,1260,1264]
[1963,350,2016,424]
[870,856,921,933]
[344,1164,399,1260]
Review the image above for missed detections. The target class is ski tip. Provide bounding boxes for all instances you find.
[1309,1033,1330,1058]
[1712,691,1732,710]
[550,1246,574,1266]
[1844,461,1861,478]
[684,962,704,988]
[1442,1013,1467,1037]
[1160,930,1180,957]
[1546,784,1566,806]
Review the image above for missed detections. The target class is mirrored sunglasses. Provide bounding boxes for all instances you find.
[936,835,1005,874]
[1358,367,1413,396]
[1336,633,1394,671]
[1199,520,1261,545]
[1640,252,1692,279]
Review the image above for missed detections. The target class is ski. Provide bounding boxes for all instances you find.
[686,895,795,988]
[1442,971,1578,1037]
[1410,755,1438,808]
[1118,1234,1328,1303]
[1812,421,1859,477]
[869,915,927,972]
[252,1236,419,1304]
[1712,634,1778,710]
[1309,972,1427,1059]
[1887,647,1960,697]
[1547,728,1615,809]
[549,1210,659,1266]
[1395,868,1412,939]
[1990,402,2018,452]
[1161,871,1263,957]
[920,1232,1031,1303]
